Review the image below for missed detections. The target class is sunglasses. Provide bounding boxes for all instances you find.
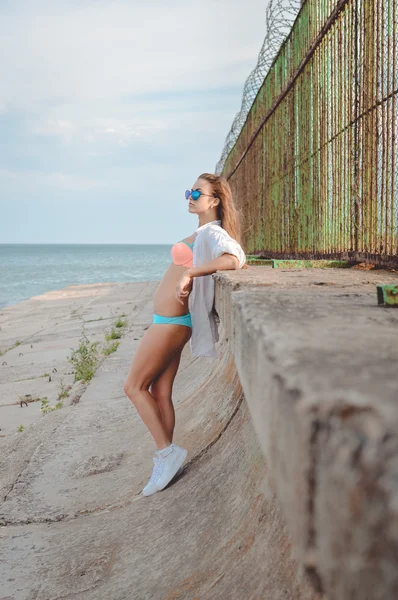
[185,189,215,201]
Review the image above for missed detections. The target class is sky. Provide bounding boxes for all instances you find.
[0,0,268,244]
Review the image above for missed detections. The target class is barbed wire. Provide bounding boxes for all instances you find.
[215,0,302,175]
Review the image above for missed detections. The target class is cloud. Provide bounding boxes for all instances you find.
[0,0,266,111]
[31,114,169,146]
[0,0,268,242]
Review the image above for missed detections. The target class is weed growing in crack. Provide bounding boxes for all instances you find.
[41,398,63,414]
[67,324,100,383]
[57,377,70,400]
[102,341,120,356]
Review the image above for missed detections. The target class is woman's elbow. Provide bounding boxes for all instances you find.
[225,253,240,269]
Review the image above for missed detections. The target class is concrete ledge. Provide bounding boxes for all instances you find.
[214,267,398,599]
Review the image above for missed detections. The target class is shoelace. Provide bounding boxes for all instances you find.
[147,455,164,484]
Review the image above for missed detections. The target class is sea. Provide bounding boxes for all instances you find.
[0,244,173,309]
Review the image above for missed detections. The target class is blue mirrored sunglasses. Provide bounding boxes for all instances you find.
[185,189,214,201]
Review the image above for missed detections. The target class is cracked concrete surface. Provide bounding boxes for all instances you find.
[3,267,396,599]
[0,280,318,600]
[214,266,398,600]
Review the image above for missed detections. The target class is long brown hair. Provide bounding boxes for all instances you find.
[198,172,249,269]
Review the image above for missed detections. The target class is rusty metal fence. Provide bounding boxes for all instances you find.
[221,0,398,266]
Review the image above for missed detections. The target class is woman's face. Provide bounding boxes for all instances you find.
[188,178,217,216]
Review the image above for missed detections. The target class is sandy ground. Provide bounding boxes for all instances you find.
[0,282,156,437]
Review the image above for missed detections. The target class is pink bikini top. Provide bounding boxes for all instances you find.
[171,239,194,267]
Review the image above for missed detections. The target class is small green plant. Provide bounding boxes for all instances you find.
[18,424,24,432]
[41,399,50,413]
[14,340,22,346]
[41,398,63,414]
[115,317,127,328]
[67,325,100,383]
[57,377,70,400]
[105,328,122,341]
[102,341,120,356]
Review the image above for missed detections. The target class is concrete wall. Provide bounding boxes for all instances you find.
[214,266,398,600]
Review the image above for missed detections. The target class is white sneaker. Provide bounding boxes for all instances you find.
[155,444,188,491]
[141,455,164,496]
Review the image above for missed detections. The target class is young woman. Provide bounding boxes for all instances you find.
[123,172,247,496]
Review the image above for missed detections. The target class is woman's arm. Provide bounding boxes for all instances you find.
[175,254,237,305]
[186,253,238,278]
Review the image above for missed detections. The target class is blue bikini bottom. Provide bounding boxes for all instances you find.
[153,312,192,329]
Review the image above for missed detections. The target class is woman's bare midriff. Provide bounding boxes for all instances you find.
[152,234,196,317]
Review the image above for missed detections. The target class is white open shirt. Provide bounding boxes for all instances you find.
[187,219,246,358]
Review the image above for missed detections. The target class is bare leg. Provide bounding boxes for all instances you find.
[123,324,190,450]
[150,348,183,442]
[127,387,172,450]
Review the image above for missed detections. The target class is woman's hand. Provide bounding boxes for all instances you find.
[175,272,193,305]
